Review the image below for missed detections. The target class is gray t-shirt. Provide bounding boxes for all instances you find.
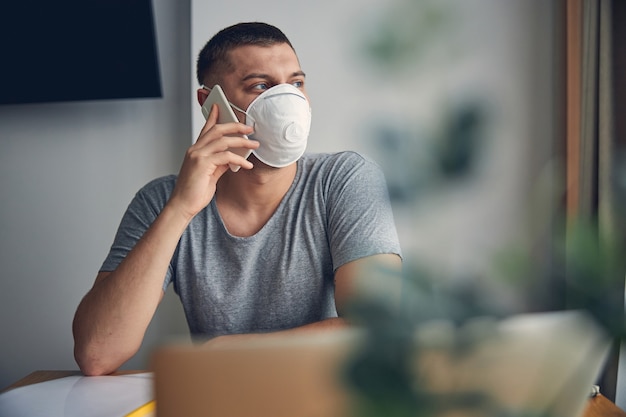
[101,151,401,338]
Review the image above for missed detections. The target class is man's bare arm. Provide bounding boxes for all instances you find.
[334,253,402,317]
[72,204,190,376]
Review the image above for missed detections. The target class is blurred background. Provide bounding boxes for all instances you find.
[0,0,560,394]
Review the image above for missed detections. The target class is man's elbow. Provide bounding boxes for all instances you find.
[74,346,118,376]
[73,339,138,376]
[72,322,141,376]
[78,363,113,377]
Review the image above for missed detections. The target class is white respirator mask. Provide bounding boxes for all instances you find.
[230,84,312,168]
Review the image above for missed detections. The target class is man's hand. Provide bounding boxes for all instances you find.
[168,104,259,221]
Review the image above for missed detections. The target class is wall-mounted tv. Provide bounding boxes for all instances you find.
[0,0,162,105]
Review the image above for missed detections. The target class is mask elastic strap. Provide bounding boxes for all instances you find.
[229,102,247,115]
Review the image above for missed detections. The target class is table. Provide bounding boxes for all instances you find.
[4,371,626,417]
[583,394,626,417]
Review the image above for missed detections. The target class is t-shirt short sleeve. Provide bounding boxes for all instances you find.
[99,175,177,291]
[322,152,401,270]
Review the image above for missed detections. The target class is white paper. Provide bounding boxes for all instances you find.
[0,372,153,417]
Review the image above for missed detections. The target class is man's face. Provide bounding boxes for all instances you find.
[214,43,308,123]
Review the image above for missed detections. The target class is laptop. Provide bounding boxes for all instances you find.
[151,311,610,417]
[151,331,359,417]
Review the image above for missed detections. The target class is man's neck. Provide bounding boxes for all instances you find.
[214,157,297,236]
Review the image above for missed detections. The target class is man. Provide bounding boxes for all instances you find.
[72,22,402,376]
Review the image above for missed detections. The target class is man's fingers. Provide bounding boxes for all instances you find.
[193,135,259,155]
[195,121,254,148]
[199,103,219,136]
[184,137,259,171]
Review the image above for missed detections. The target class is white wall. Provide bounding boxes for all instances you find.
[0,0,190,389]
[0,0,558,390]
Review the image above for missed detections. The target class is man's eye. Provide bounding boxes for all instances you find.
[292,81,304,88]
[252,83,268,91]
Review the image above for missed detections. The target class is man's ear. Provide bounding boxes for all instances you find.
[197,88,209,106]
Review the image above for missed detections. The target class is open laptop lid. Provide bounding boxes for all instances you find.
[151,331,359,417]
[151,311,610,417]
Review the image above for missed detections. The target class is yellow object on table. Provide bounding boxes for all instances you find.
[124,400,155,417]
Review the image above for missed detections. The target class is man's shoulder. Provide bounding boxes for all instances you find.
[300,151,382,177]
[141,174,177,189]
[301,151,375,169]
[134,174,177,200]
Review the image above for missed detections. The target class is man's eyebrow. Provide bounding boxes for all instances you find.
[241,71,306,82]
[241,73,269,82]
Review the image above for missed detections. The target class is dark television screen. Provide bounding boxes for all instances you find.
[0,0,162,105]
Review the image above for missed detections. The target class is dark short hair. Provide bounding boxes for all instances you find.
[196,22,295,86]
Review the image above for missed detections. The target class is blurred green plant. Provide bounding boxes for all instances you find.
[557,221,626,337]
[342,0,626,414]
[343,263,498,417]
[343,215,626,416]
[356,0,455,74]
